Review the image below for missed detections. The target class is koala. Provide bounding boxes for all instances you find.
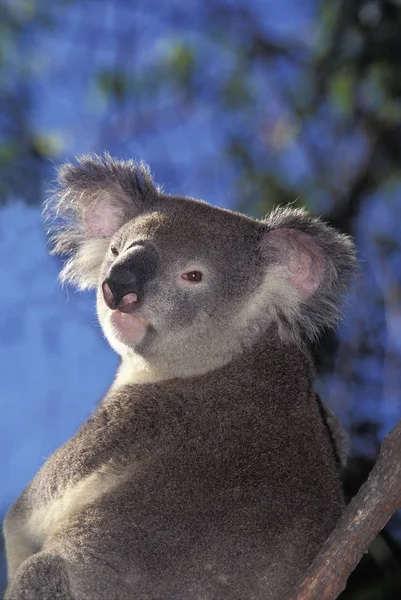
[4,154,356,600]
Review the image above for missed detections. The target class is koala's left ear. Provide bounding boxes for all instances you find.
[44,153,159,289]
[259,207,357,340]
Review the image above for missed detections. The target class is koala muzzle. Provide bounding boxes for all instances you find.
[102,244,158,314]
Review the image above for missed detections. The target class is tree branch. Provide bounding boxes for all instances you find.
[286,417,401,600]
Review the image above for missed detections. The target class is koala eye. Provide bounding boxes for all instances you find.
[181,271,203,283]
[110,245,119,256]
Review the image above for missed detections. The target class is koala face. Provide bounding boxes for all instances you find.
[95,202,263,377]
[46,154,356,380]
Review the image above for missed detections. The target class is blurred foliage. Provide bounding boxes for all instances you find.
[0,0,62,204]
[2,0,401,597]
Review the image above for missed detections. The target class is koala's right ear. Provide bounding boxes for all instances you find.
[44,153,159,289]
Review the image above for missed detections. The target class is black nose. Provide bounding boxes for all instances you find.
[101,244,158,312]
[102,281,138,313]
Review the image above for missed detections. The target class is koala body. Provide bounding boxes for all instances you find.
[4,155,356,600]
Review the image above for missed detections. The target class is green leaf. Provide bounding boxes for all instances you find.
[97,70,130,102]
[329,67,355,116]
[165,41,195,87]
[220,68,252,109]
[31,132,62,156]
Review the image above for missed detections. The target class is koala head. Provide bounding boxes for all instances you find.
[45,154,356,381]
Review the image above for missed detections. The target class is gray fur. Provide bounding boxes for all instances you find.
[5,154,356,599]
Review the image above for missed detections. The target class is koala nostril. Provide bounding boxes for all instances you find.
[102,279,139,313]
[102,281,117,310]
[117,292,138,314]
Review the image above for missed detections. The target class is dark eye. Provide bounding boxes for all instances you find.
[182,271,203,283]
[110,245,119,256]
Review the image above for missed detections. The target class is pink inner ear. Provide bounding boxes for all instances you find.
[263,228,326,298]
[82,198,122,238]
[291,245,324,298]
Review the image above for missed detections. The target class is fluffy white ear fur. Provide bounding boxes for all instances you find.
[262,228,326,299]
[59,238,111,290]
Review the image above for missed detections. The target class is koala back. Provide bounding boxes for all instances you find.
[12,331,344,600]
